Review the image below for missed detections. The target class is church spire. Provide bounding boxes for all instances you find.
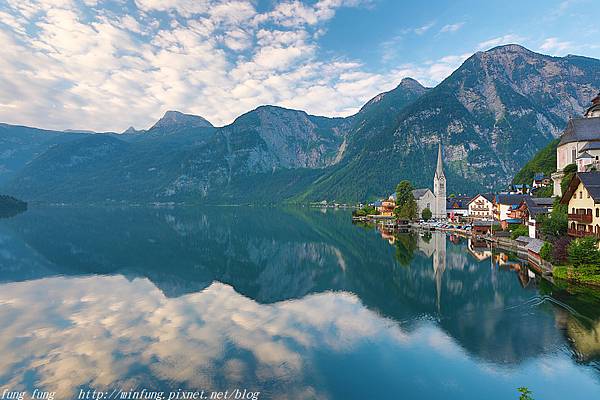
[435,142,445,179]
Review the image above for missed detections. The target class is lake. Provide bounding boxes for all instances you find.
[0,206,599,400]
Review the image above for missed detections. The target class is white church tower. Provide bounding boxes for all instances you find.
[433,143,446,219]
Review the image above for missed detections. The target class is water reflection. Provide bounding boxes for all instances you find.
[0,206,599,399]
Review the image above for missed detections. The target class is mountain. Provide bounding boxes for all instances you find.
[298,44,600,201]
[512,138,560,184]
[149,110,213,131]
[1,44,600,204]
[2,106,352,203]
[0,123,89,185]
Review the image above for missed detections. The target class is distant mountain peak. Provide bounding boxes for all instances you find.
[398,77,425,89]
[122,126,141,134]
[150,110,213,130]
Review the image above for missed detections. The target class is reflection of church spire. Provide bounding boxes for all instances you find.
[432,232,446,313]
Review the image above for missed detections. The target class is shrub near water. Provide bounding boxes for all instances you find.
[568,237,600,267]
[510,224,529,240]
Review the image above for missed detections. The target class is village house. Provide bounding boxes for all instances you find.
[376,195,396,217]
[510,197,554,238]
[412,188,435,217]
[560,172,600,238]
[494,194,527,228]
[446,195,471,221]
[552,93,600,196]
[532,173,551,189]
[467,193,494,220]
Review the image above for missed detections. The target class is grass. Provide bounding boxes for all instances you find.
[554,265,600,286]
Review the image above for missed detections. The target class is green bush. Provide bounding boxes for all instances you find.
[510,224,529,240]
[561,163,577,194]
[568,237,600,267]
[517,387,534,400]
[540,241,554,262]
[421,207,432,221]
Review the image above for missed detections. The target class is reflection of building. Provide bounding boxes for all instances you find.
[432,232,446,312]
[415,231,446,311]
[467,238,491,261]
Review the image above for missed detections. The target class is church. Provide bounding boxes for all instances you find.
[412,143,447,220]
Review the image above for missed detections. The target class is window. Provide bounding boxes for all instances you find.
[572,148,577,163]
[597,208,599,218]
[580,191,583,199]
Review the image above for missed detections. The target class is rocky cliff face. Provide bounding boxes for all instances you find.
[299,45,600,201]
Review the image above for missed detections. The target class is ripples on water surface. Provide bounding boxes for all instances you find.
[0,206,599,399]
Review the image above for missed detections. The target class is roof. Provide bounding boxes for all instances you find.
[412,188,432,199]
[526,238,545,254]
[560,172,600,204]
[495,193,526,205]
[446,196,472,209]
[473,220,495,226]
[577,151,593,159]
[505,218,522,224]
[467,193,494,205]
[579,141,600,152]
[585,93,600,117]
[558,117,600,146]
[533,172,545,181]
[434,143,445,180]
[515,236,533,244]
[523,197,553,217]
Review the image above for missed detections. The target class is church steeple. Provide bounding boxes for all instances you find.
[434,142,445,179]
[433,142,446,220]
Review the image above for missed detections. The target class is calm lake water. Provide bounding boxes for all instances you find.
[1,206,600,400]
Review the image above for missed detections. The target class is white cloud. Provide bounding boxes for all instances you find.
[0,276,413,398]
[0,0,471,132]
[477,34,526,50]
[415,21,435,35]
[539,37,575,55]
[440,22,464,33]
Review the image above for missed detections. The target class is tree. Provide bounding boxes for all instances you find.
[395,180,414,209]
[395,180,418,220]
[510,224,529,240]
[568,237,600,267]
[540,242,554,262]
[560,163,577,195]
[517,387,534,400]
[538,198,567,239]
[421,207,432,221]
[552,236,572,264]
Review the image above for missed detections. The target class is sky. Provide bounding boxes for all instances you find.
[0,0,599,132]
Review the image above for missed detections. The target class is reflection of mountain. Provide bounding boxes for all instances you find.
[1,206,599,367]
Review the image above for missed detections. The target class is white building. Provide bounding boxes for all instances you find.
[552,93,600,196]
[412,188,435,217]
[413,143,447,220]
[467,194,494,220]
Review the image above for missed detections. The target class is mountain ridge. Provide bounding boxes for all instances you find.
[1,44,600,203]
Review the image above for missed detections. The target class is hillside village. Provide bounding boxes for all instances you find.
[354,92,600,285]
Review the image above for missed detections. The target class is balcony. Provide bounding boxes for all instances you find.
[568,213,593,223]
[568,228,599,238]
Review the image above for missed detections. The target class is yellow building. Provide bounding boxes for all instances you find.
[560,172,600,238]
